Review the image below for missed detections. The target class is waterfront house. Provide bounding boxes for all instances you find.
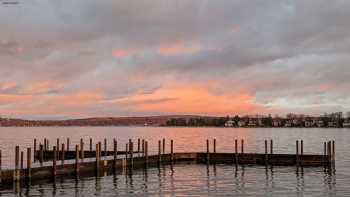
[343,120,350,128]
[238,120,246,127]
[224,120,235,127]
[317,120,325,127]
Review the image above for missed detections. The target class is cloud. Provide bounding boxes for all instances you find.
[1,0,350,118]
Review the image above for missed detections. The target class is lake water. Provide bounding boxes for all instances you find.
[0,127,349,196]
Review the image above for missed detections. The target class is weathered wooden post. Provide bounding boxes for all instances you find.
[145,141,148,165]
[241,139,244,153]
[56,138,60,155]
[26,148,31,181]
[44,138,47,151]
[265,140,268,165]
[104,138,107,157]
[270,139,273,154]
[113,139,117,170]
[90,138,93,152]
[206,139,210,164]
[75,145,79,175]
[53,146,57,177]
[80,139,84,161]
[332,140,335,165]
[98,142,102,160]
[0,150,2,183]
[301,140,303,156]
[61,143,65,165]
[142,139,145,156]
[138,138,141,154]
[213,138,216,153]
[39,144,44,166]
[67,138,70,152]
[162,138,166,154]
[47,139,50,151]
[130,141,134,168]
[235,139,238,165]
[170,139,174,163]
[96,144,100,174]
[20,151,24,170]
[158,140,162,164]
[296,140,299,166]
[34,139,37,162]
[125,143,128,161]
[15,146,19,181]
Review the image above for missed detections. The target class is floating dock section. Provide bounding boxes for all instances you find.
[0,138,336,185]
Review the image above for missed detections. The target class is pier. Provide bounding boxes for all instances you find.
[0,138,335,185]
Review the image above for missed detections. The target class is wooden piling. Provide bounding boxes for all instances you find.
[75,145,79,175]
[61,143,65,165]
[15,146,19,181]
[264,140,268,165]
[47,139,49,150]
[90,138,93,152]
[270,139,273,154]
[142,139,145,156]
[96,144,100,173]
[34,139,37,162]
[104,138,107,157]
[145,141,148,165]
[241,139,244,153]
[296,140,299,166]
[170,139,174,162]
[235,139,238,165]
[98,142,102,160]
[301,140,303,155]
[113,139,117,170]
[67,138,70,152]
[138,138,140,154]
[56,138,60,154]
[0,150,2,183]
[53,146,57,177]
[125,143,128,161]
[158,140,161,164]
[213,138,216,153]
[162,138,165,154]
[332,140,335,163]
[20,151,24,170]
[39,144,44,166]
[206,139,210,164]
[44,139,47,151]
[26,148,31,181]
[80,139,84,160]
[130,141,134,168]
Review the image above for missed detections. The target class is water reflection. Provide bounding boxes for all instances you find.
[0,163,339,196]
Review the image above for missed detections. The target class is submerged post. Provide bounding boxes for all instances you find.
[113,139,117,170]
[67,138,70,152]
[26,148,31,181]
[270,139,273,154]
[332,140,335,165]
[296,140,299,166]
[96,144,100,173]
[235,139,238,165]
[33,139,37,163]
[213,138,216,153]
[61,143,65,165]
[53,146,57,177]
[264,140,268,165]
[90,138,93,152]
[142,139,145,156]
[145,141,148,165]
[104,138,107,158]
[158,140,162,164]
[162,138,166,154]
[301,140,303,156]
[15,146,19,181]
[20,151,24,171]
[206,139,210,164]
[138,138,140,154]
[39,144,44,166]
[80,139,84,161]
[56,138,60,155]
[75,145,79,175]
[241,139,244,153]
[0,150,2,183]
[130,141,134,168]
[171,139,174,162]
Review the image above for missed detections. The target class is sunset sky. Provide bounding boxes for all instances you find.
[1,1,350,119]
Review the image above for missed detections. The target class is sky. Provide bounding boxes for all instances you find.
[1,0,350,119]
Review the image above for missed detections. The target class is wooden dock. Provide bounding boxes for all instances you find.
[0,138,335,185]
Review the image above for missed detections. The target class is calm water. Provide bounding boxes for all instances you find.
[0,127,349,196]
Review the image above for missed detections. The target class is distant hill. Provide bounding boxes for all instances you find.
[0,115,204,127]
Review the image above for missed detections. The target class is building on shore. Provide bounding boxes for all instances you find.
[224,120,235,127]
